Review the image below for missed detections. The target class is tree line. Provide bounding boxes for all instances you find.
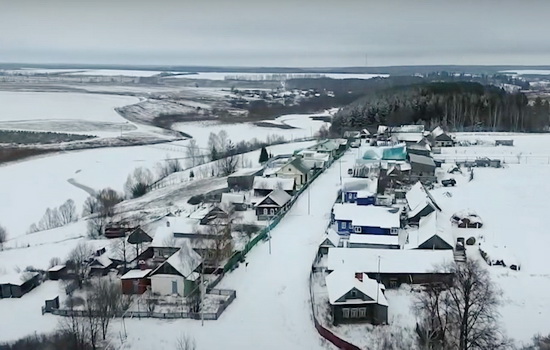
[331,82,550,134]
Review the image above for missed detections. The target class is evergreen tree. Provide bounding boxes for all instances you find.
[210,146,219,161]
[259,147,269,163]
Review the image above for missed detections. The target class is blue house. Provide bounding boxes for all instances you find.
[344,190,376,205]
[332,204,401,236]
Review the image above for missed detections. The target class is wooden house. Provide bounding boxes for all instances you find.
[0,272,40,298]
[253,176,295,197]
[255,189,292,220]
[326,270,388,325]
[149,243,202,297]
[430,127,454,147]
[319,229,342,255]
[332,204,400,235]
[327,248,454,288]
[120,268,152,294]
[89,255,115,276]
[274,158,310,187]
[408,153,436,178]
[405,212,453,250]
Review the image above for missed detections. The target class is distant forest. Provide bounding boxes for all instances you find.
[331,81,550,134]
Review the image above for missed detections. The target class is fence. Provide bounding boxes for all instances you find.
[308,258,362,350]
[44,289,236,321]
[222,150,345,273]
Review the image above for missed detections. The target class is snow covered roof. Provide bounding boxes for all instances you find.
[342,177,376,192]
[91,255,113,268]
[356,190,375,198]
[348,234,400,246]
[257,189,292,207]
[170,217,199,234]
[333,204,400,229]
[408,153,436,167]
[253,176,294,191]
[327,248,454,274]
[48,265,66,272]
[406,212,453,249]
[120,269,152,280]
[325,270,388,306]
[320,228,341,247]
[229,167,264,177]
[377,125,388,134]
[286,158,310,174]
[391,125,425,133]
[393,132,424,143]
[431,126,445,138]
[154,241,202,279]
[406,182,441,216]
[0,272,39,286]
[221,193,245,206]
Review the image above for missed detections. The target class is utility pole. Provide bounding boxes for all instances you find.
[201,263,205,326]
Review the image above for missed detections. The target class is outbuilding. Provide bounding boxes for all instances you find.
[0,272,40,298]
[120,268,152,294]
[47,265,67,281]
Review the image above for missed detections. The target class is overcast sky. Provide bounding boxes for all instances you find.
[1,0,550,67]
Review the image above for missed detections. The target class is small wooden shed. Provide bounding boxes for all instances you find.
[47,265,67,281]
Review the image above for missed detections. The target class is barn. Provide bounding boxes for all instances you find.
[120,268,152,294]
[0,272,40,298]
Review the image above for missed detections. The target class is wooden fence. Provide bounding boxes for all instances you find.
[43,289,236,321]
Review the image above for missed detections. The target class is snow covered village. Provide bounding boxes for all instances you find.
[3,2,550,348]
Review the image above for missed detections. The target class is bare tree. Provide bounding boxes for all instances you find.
[175,333,197,350]
[415,260,508,350]
[87,215,106,239]
[186,139,202,167]
[83,292,102,350]
[67,242,93,288]
[110,237,130,272]
[88,278,123,340]
[59,199,78,225]
[0,224,7,250]
[96,188,122,217]
[58,298,89,350]
[49,257,62,268]
[82,196,100,217]
[157,156,183,179]
[523,334,550,350]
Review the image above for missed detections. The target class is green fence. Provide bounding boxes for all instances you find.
[223,148,346,273]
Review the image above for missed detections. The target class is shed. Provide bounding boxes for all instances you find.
[43,296,60,313]
[227,167,264,190]
[0,272,40,298]
[495,139,514,146]
[89,255,115,276]
[120,268,152,294]
[47,265,67,281]
[408,153,436,176]
[221,193,247,211]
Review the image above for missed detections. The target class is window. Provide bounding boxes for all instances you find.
[358,308,366,318]
[340,222,346,230]
[270,208,275,215]
[350,290,357,298]
[389,279,398,288]
[263,208,268,215]
[391,227,399,235]
[342,308,350,318]
[354,226,362,233]
[350,308,358,318]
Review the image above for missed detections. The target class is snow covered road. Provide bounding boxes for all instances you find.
[120,151,357,350]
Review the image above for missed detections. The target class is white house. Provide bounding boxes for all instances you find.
[274,158,310,187]
[149,242,202,297]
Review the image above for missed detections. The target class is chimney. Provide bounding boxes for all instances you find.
[138,260,147,270]
[355,272,363,282]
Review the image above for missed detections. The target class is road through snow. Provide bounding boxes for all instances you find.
[120,151,357,350]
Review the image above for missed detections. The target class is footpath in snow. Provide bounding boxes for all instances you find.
[119,151,357,350]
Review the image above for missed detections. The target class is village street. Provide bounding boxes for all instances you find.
[120,151,357,350]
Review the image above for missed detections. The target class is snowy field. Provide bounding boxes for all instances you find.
[0,140,314,240]
[171,72,388,80]
[501,69,550,75]
[173,112,331,149]
[64,69,170,77]
[0,91,143,137]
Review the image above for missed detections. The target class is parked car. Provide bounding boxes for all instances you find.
[350,140,361,148]
[442,178,456,187]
